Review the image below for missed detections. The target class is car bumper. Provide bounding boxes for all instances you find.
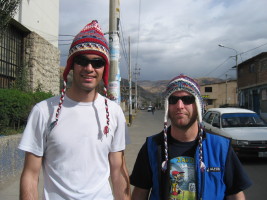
[233,145,267,157]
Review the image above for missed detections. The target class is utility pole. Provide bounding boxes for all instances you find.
[134,66,141,113]
[128,36,132,125]
[109,0,121,104]
[218,44,238,105]
[225,73,228,105]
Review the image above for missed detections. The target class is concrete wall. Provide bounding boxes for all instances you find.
[13,0,59,47]
[24,32,60,95]
[0,135,24,189]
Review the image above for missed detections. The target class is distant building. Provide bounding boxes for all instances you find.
[200,80,237,110]
[0,0,60,94]
[237,52,267,119]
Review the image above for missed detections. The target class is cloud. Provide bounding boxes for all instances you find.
[59,0,267,81]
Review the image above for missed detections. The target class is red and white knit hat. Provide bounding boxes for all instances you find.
[64,20,109,88]
[51,20,110,135]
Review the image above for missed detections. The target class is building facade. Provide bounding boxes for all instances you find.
[0,0,60,94]
[237,52,267,119]
[13,0,59,47]
[200,80,237,110]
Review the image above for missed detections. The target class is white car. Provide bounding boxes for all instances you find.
[147,106,153,112]
[202,108,267,158]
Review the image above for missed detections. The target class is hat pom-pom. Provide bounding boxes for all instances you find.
[200,161,206,172]
[103,125,109,136]
[162,160,168,171]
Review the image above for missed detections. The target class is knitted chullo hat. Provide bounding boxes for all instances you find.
[63,20,109,87]
[51,20,111,135]
[161,74,206,172]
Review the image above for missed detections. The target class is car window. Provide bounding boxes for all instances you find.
[212,113,220,127]
[221,113,267,127]
[203,112,212,122]
[205,112,216,124]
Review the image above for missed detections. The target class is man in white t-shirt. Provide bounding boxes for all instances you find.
[19,20,131,200]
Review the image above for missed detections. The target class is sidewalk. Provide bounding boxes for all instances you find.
[0,110,164,199]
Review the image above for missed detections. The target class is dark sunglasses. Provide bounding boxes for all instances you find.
[168,95,195,105]
[73,55,106,69]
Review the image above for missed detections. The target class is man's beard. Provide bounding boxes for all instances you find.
[169,113,198,130]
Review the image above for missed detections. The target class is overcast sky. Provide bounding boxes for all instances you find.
[59,0,267,81]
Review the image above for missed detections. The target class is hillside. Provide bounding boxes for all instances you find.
[138,77,223,95]
[59,67,223,104]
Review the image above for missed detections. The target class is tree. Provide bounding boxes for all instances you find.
[0,0,21,36]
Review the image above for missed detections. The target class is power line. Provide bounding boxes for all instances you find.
[119,18,129,67]
[59,34,75,37]
[204,57,231,77]
[135,0,142,66]
[205,42,267,78]
[240,42,267,55]
[58,43,71,46]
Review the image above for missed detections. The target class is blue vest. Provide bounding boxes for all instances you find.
[147,132,230,200]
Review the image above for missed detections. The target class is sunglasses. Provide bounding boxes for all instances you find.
[168,95,195,105]
[73,56,106,69]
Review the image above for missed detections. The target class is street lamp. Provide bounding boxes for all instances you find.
[218,44,238,70]
[218,44,239,105]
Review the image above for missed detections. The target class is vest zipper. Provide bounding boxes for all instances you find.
[200,169,205,199]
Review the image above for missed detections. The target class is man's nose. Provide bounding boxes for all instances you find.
[83,63,94,71]
[176,99,185,108]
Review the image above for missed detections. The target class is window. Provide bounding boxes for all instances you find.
[0,25,23,88]
[212,114,220,127]
[206,99,213,105]
[249,64,255,73]
[203,112,212,122]
[261,59,267,71]
[205,87,212,92]
[203,112,215,124]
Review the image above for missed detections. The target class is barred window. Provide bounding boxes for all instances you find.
[0,25,23,88]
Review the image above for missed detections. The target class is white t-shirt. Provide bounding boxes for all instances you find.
[18,94,128,200]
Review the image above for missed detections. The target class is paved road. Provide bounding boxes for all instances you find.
[1,109,267,199]
[125,109,164,174]
[241,157,267,200]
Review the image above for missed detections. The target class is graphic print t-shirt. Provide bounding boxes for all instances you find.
[168,135,198,200]
[169,156,196,200]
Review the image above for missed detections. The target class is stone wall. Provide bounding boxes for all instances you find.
[24,32,60,95]
[0,135,24,189]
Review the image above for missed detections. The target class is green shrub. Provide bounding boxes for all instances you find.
[0,89,53,135]
[31,91,53,104]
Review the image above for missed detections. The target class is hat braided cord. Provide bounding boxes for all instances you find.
[198,129,206,172]
[103,87,110,135]
[50,80,67,131]
[162,122,168,171]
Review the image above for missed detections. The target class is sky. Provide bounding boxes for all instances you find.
[59,0,267,81]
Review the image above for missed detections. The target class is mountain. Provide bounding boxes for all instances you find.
[138,77,223,96]
[59,67,223,105]
[138,80,169,95]
[121,78,158,103]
